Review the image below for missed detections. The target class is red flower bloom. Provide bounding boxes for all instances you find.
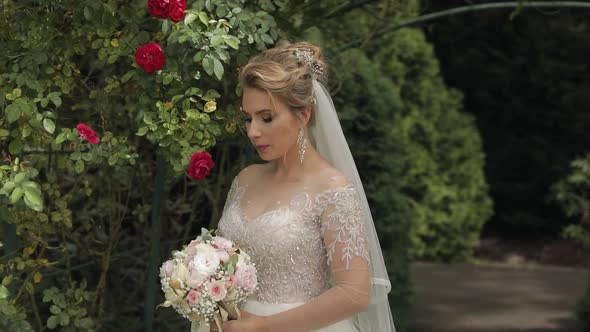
[76,123,100,145]
[135,43,166,73]
[186,152,214,180]
[148,0,170,19]
[168,0,186,22]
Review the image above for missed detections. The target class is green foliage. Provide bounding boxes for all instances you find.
[426,3,590,236]
[0,0,283,330]
[41,281,95,331]
[375,29,493,262]
[551,153,590,329]
[329,48,414,330]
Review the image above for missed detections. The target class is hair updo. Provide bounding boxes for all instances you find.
[238,40,328,127]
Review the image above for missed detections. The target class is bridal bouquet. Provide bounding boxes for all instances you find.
[158,229,257,332]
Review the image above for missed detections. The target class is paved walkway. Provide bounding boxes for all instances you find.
[408,262,588,332]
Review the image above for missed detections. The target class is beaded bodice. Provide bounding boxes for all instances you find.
[217,175,369,304]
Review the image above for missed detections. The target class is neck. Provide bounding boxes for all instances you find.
[268,141,320,182]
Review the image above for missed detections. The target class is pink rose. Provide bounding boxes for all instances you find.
[186,151,214,180]
[235,265,257,291]
[185,289,200,305]
[226,275,236,287]
[76,123,100,145]
[208,280,227,301]
[185,239,200,256]
[213,237,233,253]
[168,0,186,22]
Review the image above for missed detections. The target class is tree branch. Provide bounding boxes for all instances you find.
[341,1,590,50]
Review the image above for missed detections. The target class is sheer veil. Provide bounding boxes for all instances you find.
[309,80,396,332]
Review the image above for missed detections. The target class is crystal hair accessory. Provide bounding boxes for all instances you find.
[294,49,324,79]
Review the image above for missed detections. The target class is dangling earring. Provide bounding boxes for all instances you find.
[297,128,306,164]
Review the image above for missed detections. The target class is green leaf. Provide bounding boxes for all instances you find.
[162,19,170,34]
[50,96,62,107]
[41,98,49,108]
[261,34,273,44]
[6,104,20,123]
[47,315,59,329]
[50,305,62,315]
[2,181,15,192]
[211,35,224,47]
[74,160,84,174]
[24,186,43,211]
[198,12,209,26]
[163,74,173,85]
[43,118,56,134]
[12,88,22,98]
[0,285,9,300]
[184,13,197,25]
[143,113,154,125]
[108,155,117,166]
[202,56,214,76]
[10,187,23,203]
[0,129,9,137]
[213,58,224,80]
[136,126,149,136]
[225,36,240,50]
[8,139,23,154]
[14,172,27,184]
[84,6,92,20]
[55,132,67,144]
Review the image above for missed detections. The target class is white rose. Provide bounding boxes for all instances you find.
[191,250,220,276]
[171,261,188,282]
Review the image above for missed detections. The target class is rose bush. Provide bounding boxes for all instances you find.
[0,0,282,330]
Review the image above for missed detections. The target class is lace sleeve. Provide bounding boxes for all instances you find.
[320,186,370,270]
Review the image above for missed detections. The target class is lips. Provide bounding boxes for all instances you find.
[255,145,269,153]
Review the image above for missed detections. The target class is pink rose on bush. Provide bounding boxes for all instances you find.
[147,0,170,18]
[168,0,186,22]
[208,281,227,301]
[135,42,166,73]
[185,289,200,305]
[186,151,214,180]
[76,123,100,144]
[235,265,257,291]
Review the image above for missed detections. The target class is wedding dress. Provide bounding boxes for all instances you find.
[217,80,395,331]
[218,170,365,332]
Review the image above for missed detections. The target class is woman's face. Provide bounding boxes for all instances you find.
[241,87,302,161]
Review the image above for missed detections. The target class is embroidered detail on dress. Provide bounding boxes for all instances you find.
[316,187,370,269]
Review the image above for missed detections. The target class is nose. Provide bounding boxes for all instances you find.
[247,122,261,140]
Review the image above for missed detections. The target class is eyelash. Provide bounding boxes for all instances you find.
[244,117,272,123]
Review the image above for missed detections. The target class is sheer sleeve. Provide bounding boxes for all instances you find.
[255,179,372,332]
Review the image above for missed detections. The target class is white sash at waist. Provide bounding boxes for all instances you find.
[242,300,357,332]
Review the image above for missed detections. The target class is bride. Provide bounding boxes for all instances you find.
[214,41,395,332]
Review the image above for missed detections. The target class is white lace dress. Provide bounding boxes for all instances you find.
[217,170,370,332]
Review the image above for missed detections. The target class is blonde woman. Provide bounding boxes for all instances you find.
[215,41,395,332]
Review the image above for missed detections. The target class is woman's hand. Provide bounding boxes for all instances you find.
[219,311,266,332]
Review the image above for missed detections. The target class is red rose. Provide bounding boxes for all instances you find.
[186,152,214,180]
[76,123,100,145]
[168,0,186,22]
[148,0,170,19]
[135,43,166,73]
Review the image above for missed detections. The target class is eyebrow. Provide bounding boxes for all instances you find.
[241,108,272,115]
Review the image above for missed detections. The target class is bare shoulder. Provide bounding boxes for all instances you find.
[313,165,352,191]
[235,163,268,185]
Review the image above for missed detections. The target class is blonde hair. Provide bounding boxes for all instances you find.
[239,40,328,126]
